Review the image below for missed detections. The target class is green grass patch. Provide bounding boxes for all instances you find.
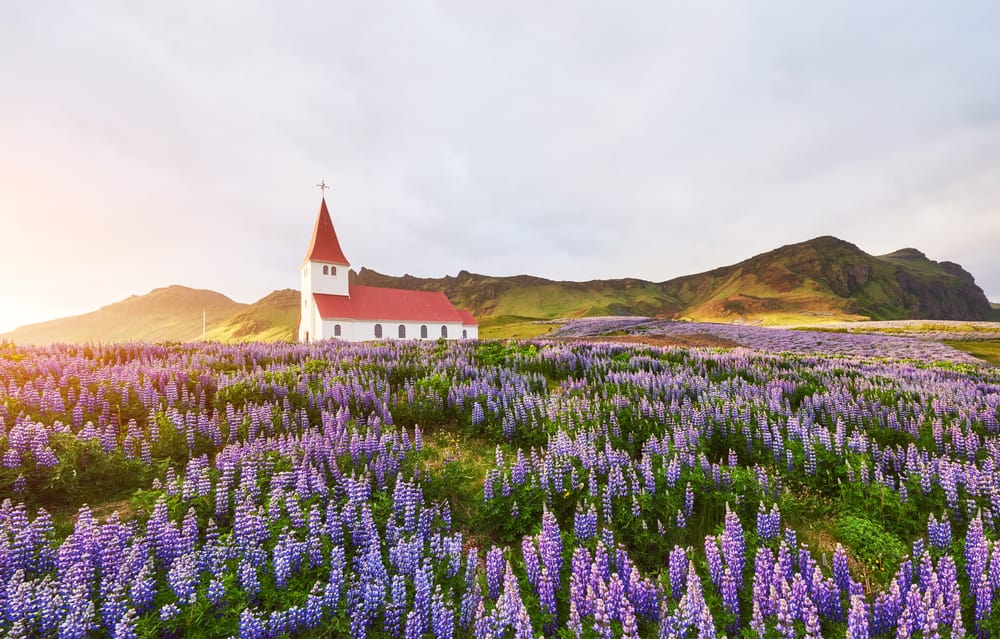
[945,339,1000,365]
[834,515,907,584]
[479,315,558,339]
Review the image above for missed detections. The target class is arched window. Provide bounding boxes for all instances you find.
[398,324,406,338]
[334,324,341,337]
[462,329,468,339]
[374,324,382,338]
[420,325,428,339]
[331,266,337,276]
[440,325,448,338]
[323,265,329,275]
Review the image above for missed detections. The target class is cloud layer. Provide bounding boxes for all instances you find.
[2,1,998,330]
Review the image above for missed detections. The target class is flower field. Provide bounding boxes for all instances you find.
[1,337,1000,638]
[548,318,986,363]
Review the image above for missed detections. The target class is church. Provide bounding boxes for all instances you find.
[298,194,478,343]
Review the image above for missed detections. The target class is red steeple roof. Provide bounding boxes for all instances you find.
[304,198,349,265]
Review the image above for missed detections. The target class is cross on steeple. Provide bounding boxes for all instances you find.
[317,180,330,196]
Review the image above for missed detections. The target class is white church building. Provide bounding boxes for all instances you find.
[298,196,478,343]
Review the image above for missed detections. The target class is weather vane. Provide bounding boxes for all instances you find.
[317,180,330,195]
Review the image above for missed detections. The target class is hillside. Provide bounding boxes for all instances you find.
[205,289,299,342]
[3,236,991,343]
[2,286,246,345]
[355,236,991,327]
[660,237,991,323]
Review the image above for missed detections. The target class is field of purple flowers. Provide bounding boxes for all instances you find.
[2,337,1000,638]
[548,317,986,364]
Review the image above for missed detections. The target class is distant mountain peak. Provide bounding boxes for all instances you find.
[882,247,928,260]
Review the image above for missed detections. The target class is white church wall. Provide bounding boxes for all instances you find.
[307,261,349,296]
[320,319,470,342]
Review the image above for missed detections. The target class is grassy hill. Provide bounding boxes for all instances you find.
[205,289,299,342]
[659,237,991,324]
[2,286,246,345]
[356,236,991,331]
[4,236,990,343]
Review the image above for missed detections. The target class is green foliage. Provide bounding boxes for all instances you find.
[834,515,906,583]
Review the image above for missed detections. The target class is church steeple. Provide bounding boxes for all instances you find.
[303,197,350,266]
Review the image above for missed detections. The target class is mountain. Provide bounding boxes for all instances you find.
[3,236,991,344]
[204,289,299,342]
[2,286,246,345]
[660,237,991,323]
[354,236,992,326]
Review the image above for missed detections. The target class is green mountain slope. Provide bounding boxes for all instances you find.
[2,286,246,345]
[3,236,990,343]
[205,289,299,342]
[355,236,991,326]
[350,270,683,319]
[660,237,991,323]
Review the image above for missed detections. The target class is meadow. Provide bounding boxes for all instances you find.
[1,333,1000,638]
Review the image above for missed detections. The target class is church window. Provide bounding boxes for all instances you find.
[398,324,406,338]
[420,325,428,339]
[334,324,341,337]
[462,329,468,338]
[323,265,329,275]
[440,325,448,338]
[331,266,337,276]
[374,324,383,338]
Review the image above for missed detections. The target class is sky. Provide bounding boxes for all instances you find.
[2,2,999,332]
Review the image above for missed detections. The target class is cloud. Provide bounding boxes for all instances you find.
[1,1,998,331]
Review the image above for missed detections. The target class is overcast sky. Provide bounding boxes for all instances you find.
[2,1,999,332]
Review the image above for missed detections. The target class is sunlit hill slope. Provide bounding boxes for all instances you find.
[2,236,992,343]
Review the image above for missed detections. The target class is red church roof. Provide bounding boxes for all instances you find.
[314,286,471,322]
[304,198,349,265]
[456,309,478,326]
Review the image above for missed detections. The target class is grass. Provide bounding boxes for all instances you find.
[417,428,499,538]
[205,289,298,342]
[945,339,1000,365]
[478,315,558,339]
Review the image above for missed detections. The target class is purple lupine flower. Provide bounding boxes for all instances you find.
[966,514,989,586]
[928,513,952,550]
[756,502,781,542]
[803,596,821,639]
[846,594,870,639]
[775,585,795,639]
[239,608,267,639]
[720,505,746,589]
[385,574,407,637]
[720,566,741,627]
[539,508,562,576]
[522,536,540,587]
[432,587,454,639]
[975,571,993,638]
[834,543,852,593]
[486,547,504,601]
[669,546,688,601]
[705,537,724,588]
